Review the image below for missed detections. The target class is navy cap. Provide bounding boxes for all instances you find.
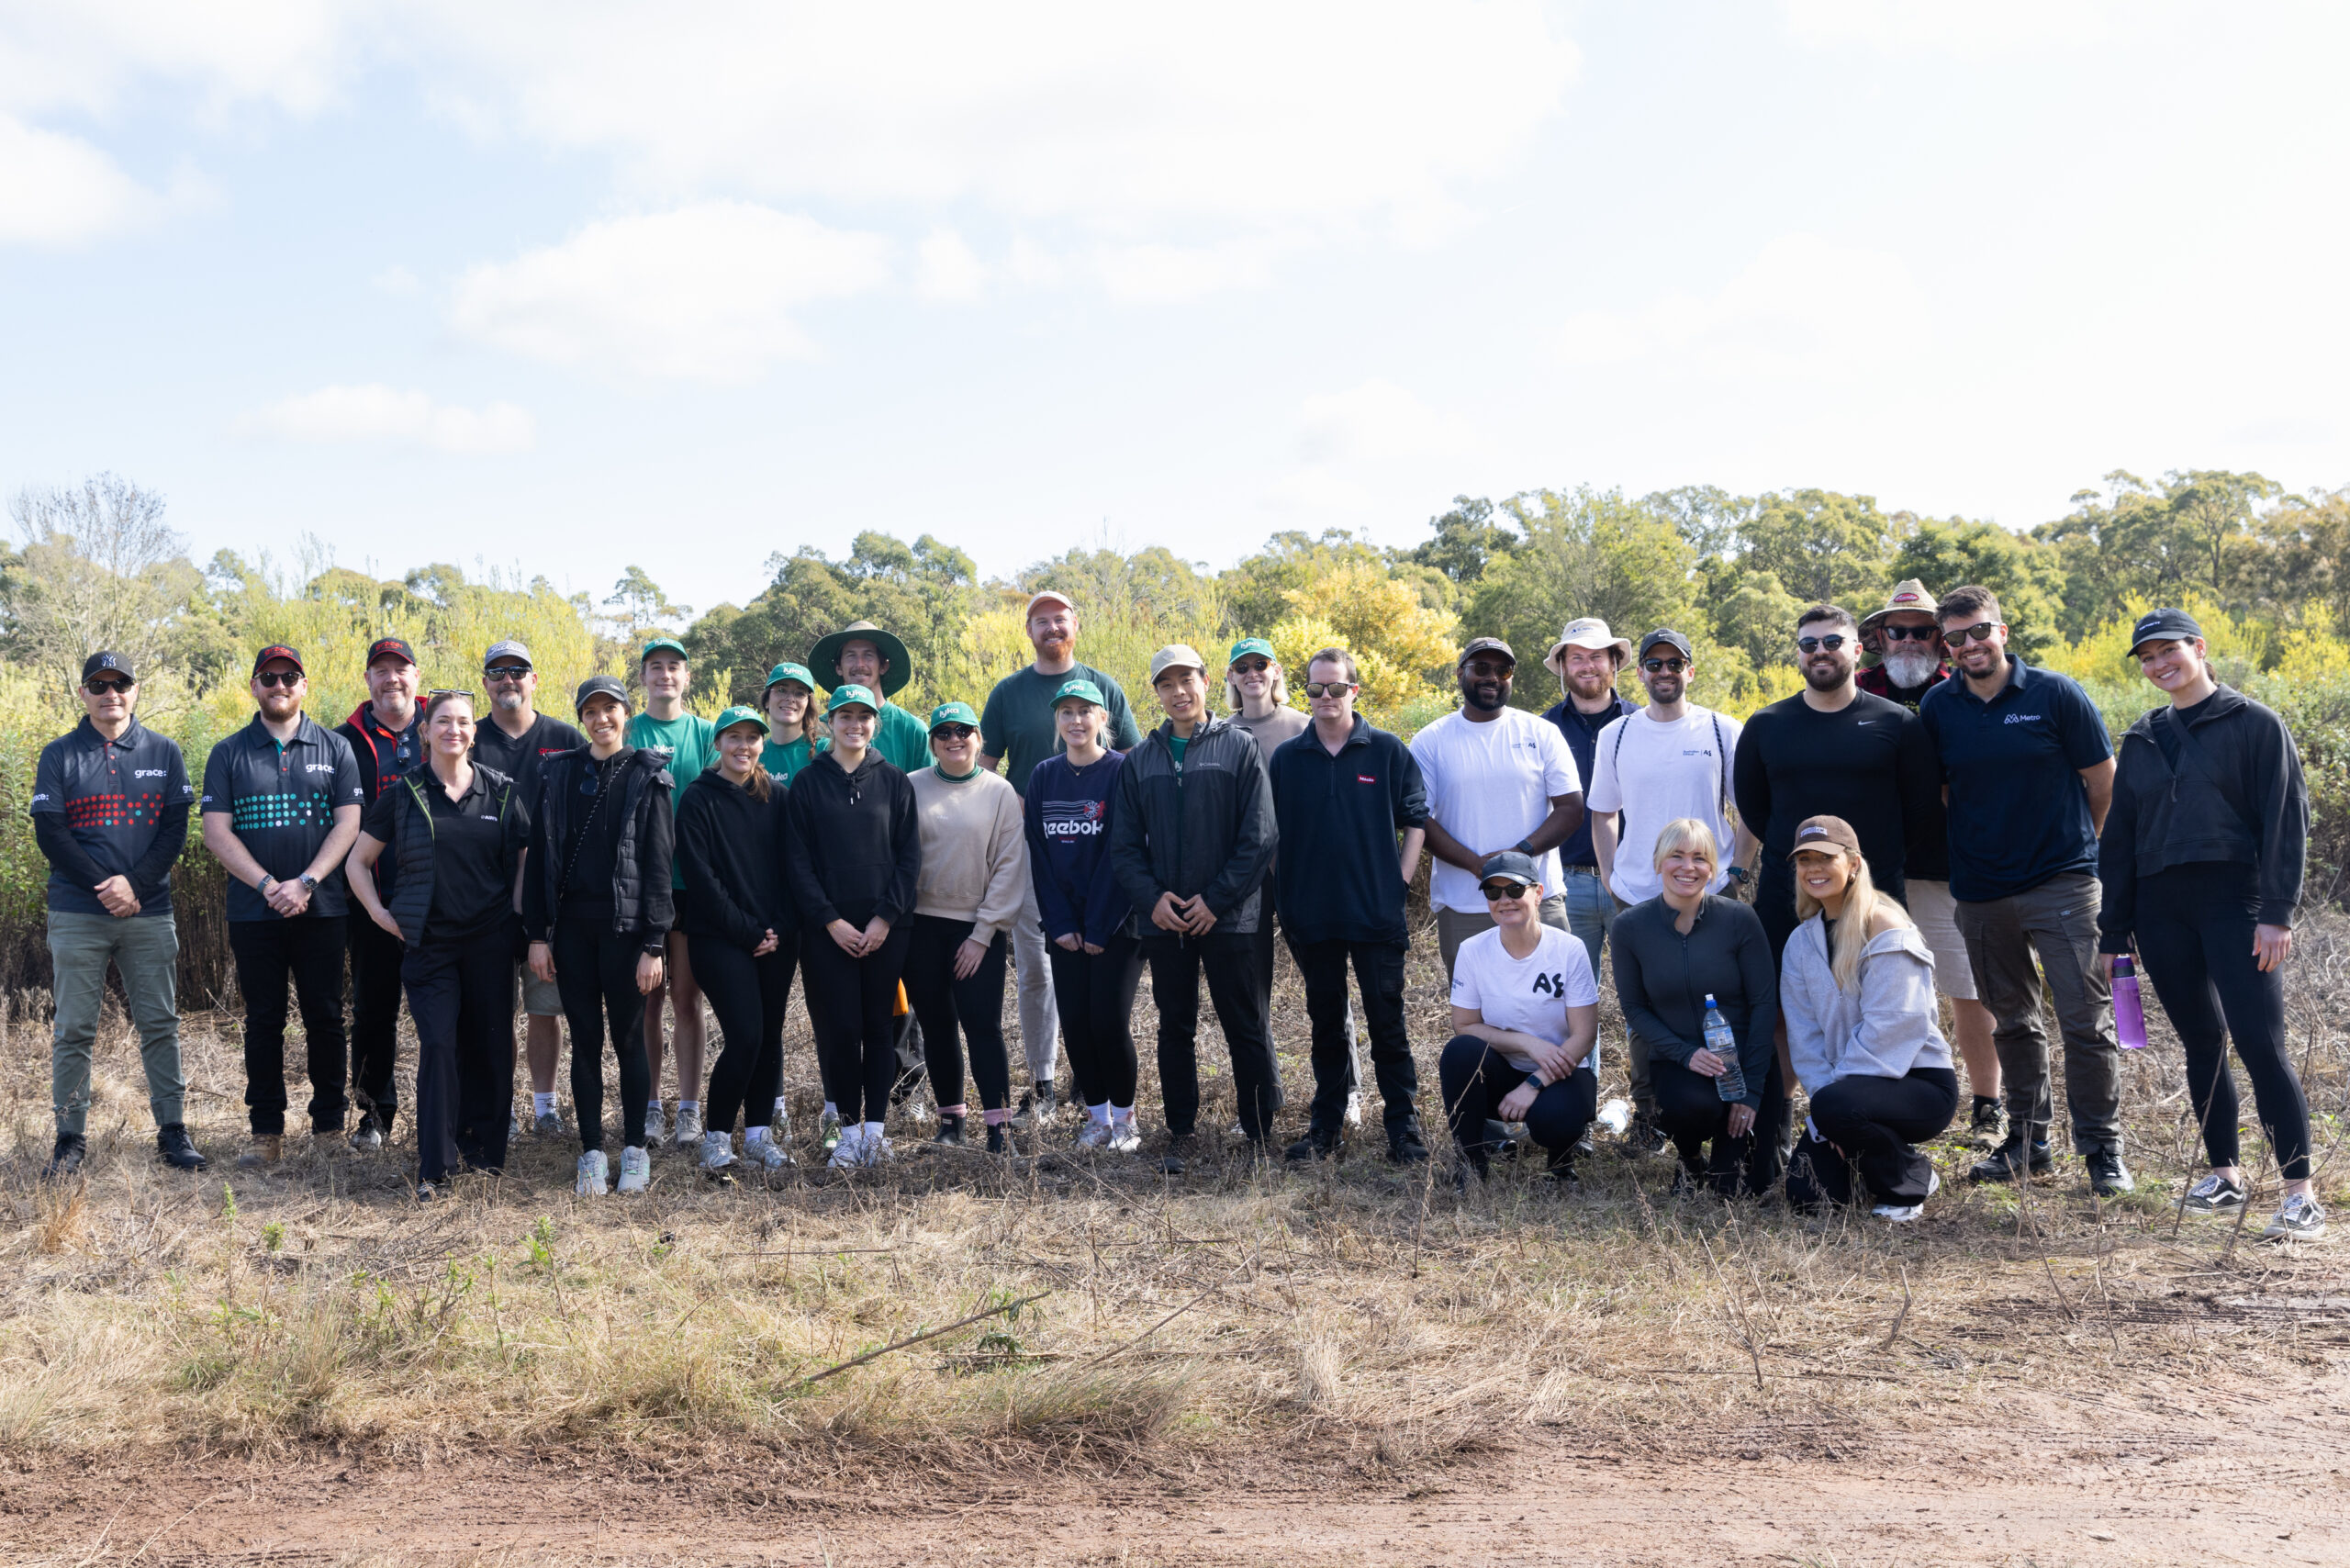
[574,674,631,715]
[1477,850,1542,890]
[2128,607,2203,656]
[365,636,417,668]
[81,651,135,683]
[1639,628,1693,661]
[252,644,304,677]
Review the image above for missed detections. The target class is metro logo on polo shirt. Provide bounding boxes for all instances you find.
[30,715,196,918]
[1919,655,2113,903]
[200,712,365,922]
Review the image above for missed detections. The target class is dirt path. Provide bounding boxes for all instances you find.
[9,1383,2344,1567]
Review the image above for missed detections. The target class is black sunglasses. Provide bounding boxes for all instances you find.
[1302,680,1354,698]
[1878,624,1936,642]
[1945,622,1999,644]
[84,677,133,695]
[254,669,302,688]
[427,689,476,705]
[1796,633,1849,653]
[1232,659,1271,676]
[1461,659,1514,679]
[1641,657,1686,674]
[1480,879,1535,902]
[932,724,977,742]
[485,665,531,680]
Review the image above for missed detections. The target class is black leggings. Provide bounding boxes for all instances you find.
[2133,863,2311,1181]
[1436,1036,1596,1163]
[552,916,652,1153]
[694,935,796,1137]
[903,914,1013,1114]
[800,924,913,1125]
[1653,1052,1792,1197]
[1786,1066,1957,1207]
[1047,933,1145,1109]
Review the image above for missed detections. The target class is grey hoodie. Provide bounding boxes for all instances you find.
[1780,913,1952,1095]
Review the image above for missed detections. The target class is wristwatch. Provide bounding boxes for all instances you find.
[257,874,276,894]
[1725,864,1751,885]
[1514,838,1536,856]
[298,873,319,892]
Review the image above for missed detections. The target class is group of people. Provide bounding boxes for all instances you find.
[29,579,2324,1239]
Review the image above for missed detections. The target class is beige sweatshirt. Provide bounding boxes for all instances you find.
[907,766,1030,939]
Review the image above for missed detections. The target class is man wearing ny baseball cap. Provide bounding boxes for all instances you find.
[336,634,425,1151]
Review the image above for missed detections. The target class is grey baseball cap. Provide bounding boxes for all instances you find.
[484,639,533,669]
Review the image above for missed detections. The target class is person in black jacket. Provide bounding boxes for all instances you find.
[335,635,424,1149]
[784,684,921,1170]
[677,706,800,1178]
[1111,644,1279,1172]
[347,690,530,1201]
[523,675,675,1196]
[1611,820,1779,1196]
[2101,609,2322,1242]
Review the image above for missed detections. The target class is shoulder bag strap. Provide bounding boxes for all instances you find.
[2157,706,2256,837]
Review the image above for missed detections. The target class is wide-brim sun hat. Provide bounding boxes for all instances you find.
[1859,578,1939,633]
[1543,619,1633,676]
[808,621,912,697]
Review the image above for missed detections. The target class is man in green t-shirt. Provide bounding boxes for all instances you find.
[809,622,932,772]
[624,636,716,1150]
[978,589,1145,1127]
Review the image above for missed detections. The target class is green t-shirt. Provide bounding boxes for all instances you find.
[1169,734,1191,770]
[761,732,827,784]
[979,661,1145,796]
[871,700,934,773]
[626,710,717,889]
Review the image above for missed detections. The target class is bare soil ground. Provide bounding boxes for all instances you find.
[4,911,2347,1565]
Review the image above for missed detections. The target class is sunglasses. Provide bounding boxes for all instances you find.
[1480,879,1535,902]
[1878,624,1937,642]
[1796,633,1850,654]
[84,677,133,695]
[427,689,475,704]
[933,724,977,742]
[485,665,531,681]
[254,669,303,689]
[1641,657,1686,674]
[1302,680,1354,698]
[1232,660,1271,676]
[1461,660,1513,679]
[1944,622,1999,644]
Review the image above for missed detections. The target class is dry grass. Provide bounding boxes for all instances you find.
[3,907,2346,1471]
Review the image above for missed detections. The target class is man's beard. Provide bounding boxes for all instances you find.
[1882,649,1940,689]
[1462,682,1508,712]
[493,689,527,712]
[1803,659,1850,693]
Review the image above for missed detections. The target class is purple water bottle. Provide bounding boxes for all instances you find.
[2111,955,2147,1049]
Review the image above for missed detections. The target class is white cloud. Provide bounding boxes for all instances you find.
[448,202,892,383]
[1095,238,1285,304]
[0,1,347,118]
[0,114,152,244]
[1782,0,2119,55]
[372,263,420,296]
[1296,380,1477,464]
[915,228,983,303]
[1558,233,1930,381]
[241,385,537,454]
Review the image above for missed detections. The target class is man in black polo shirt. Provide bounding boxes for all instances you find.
[1270,647,1430,1166]
[471,638,587,1137]
[337,634,423,1148]
[200,645,365,1168]
[31,652,204,1177]
[1919,585,2127,1194]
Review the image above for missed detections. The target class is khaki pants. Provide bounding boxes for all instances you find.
[49,910,185,1135]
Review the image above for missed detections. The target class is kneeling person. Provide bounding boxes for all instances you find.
[1438,852,1601,1184]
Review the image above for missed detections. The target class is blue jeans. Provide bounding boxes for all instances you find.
[1560,868,1647,1116]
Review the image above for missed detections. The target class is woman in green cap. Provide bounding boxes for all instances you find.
[904,700,1028,1151]
[676,706,800,1178]
[759,663,827,783]
[783,685,922,1168]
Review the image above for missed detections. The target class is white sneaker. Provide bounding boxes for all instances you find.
[699,1130,737,1174]
[2265,1192,2328,1242]
[818,1108,843,1157]
[1076,1119,1114,1151]
[828,1125,866,1170]
[1107,1118,1142,1154]
[674,1103,705,1147]
[1873,1168,1940,1222]
[1345,1091,1364,1128]
[859,1130,893,1167]
[576,1150,610,1195]
[748,1134,793,1170]
[617,1146,651,1193]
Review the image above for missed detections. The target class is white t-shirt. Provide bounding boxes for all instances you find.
[1449,924,1602,1075]
[1409,707,1583,914]
[1584,704,1744,906]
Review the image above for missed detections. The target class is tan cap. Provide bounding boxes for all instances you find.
[1860,578,1938,632]
[1148,644,1207,682]
[1787,814,1863,859]
[1024,589,1076,620]
[1544,617,1634,675]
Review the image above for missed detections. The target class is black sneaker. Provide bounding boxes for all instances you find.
[934,1113,967,1148]
[2087,1146,2134,1197]
[1285,1126,1337,1163]
[2181,1172,2246,1215]
[44,1132,87,1180]
[985,1122,1013,1156]
[1386,1114,1430,1165]
[156,1123,207,1171]
[1965,1097,2009,1149]
[1967,1137,2053,1185]
[1159,1131,1198,1175]
[1620,1117,1672,1159]
[1544,1148,1580,1190]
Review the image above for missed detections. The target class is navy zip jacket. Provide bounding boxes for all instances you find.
[674,768,798,949]
[1110,713,1275,936]
[782,751,921,931]
[1025,750,1135,947]
[1269,715,1427,946]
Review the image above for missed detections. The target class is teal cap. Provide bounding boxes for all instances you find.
[1228,637,1276,666]
[763,662,815,693]
[926,700,979,732]
[712,704,770,739]
[640,636,688,663]
[825,683,879,715]
[1051,678,1105,709]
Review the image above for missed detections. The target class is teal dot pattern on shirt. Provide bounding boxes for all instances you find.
[230,791,338,834]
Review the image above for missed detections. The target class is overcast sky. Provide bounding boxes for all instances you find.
[3,1,2344,618]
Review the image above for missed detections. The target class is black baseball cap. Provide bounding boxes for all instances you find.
[252,644,304,677]
[1639,629,1693,661]
[1478,850,1542,890]
[81,651,134,683]
[1459,636,1516,667]
[365,636,418,668]
[574,674,631,715]
[2128,608,2203,656]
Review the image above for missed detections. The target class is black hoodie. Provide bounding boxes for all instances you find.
[674,767,796,949]
[782,751,920,931]
[2098,683,2307,949]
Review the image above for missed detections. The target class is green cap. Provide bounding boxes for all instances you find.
[926,700,979,732]
[711,704,770,739]
[640,636,688,664]
[763,662,815,693]
[1051,678,1105,709]
[825,683,879,715]
[1228,636,1276,666]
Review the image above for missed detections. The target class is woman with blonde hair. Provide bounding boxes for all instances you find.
[1779,813,1956,1220]
[1609,817,1779,1196]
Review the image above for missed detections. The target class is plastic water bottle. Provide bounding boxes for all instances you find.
[1596,1097,1632,1136]
[1704,993,1746,1101]
[2111,955,2147,1050]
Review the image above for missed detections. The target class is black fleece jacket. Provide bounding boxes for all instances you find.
[2098,683,2307,949]
[521,745,674,949]
[1110,712,1276,935]
[782,751,921,931]
[674,768,797,949]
